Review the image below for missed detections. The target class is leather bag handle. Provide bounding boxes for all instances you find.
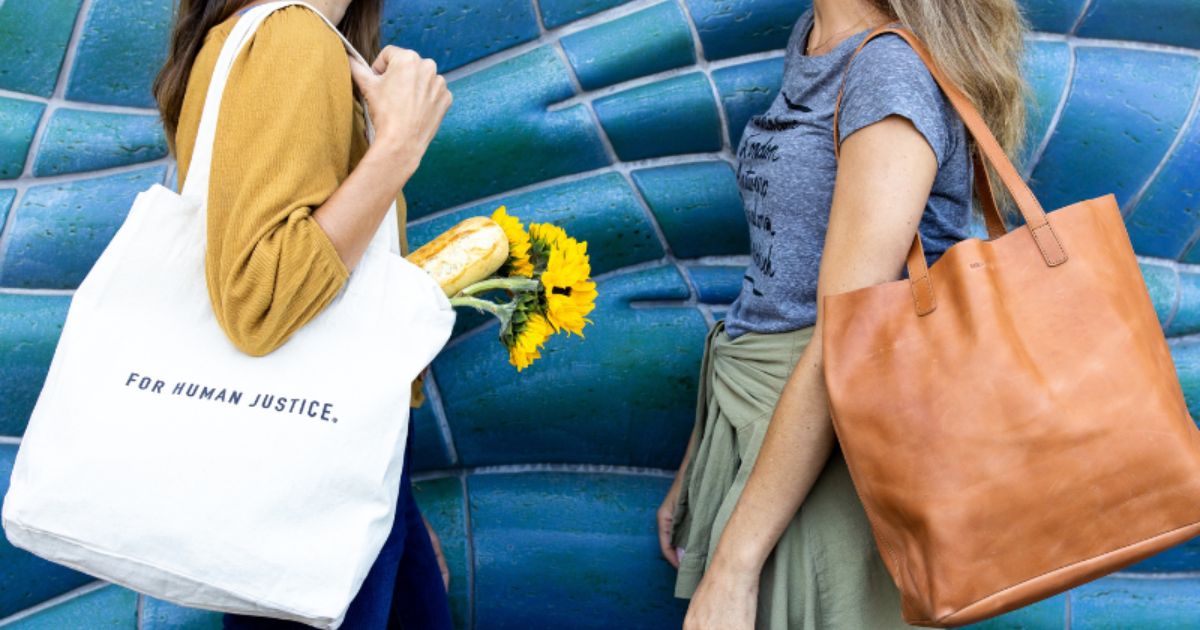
[833,26,1068,315]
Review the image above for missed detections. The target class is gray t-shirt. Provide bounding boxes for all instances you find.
[723,11,972,339]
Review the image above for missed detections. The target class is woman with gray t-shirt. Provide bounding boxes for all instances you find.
[657,0,1030,628]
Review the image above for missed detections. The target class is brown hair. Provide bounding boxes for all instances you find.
[153,0,382,147]
[869,0,1028,212]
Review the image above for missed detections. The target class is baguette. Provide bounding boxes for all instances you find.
[407,217,509,297]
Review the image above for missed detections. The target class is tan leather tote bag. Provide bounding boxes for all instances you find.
[822,27,1200,628]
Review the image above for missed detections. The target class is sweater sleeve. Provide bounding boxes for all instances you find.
[203,6,355,357]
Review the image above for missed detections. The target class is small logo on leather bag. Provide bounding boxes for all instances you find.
[124,371,340,423]
[970,261,986,269]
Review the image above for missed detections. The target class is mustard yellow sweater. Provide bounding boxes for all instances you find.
[174,6,409,357]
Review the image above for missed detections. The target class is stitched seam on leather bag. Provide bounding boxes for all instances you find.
[933,518,1200,625]
[1031,223,1067,266]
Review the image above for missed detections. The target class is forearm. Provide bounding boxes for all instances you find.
[312,143,421,271]
[708,333,836,576]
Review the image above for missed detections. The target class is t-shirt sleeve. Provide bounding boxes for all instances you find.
[204,6,354,357]
[836,34,952,165]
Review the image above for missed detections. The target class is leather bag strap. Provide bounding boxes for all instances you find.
[832,27,1068,314]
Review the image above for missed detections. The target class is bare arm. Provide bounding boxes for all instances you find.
[683,115,939,629]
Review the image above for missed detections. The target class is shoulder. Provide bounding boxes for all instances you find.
[241,5,347,71]
[840,32,955,163]
[784,9,814,55]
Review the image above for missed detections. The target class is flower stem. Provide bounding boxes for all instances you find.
[459,277,540,296]
[448,295,516,331]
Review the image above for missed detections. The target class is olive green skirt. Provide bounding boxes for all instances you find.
[670,321,913,630]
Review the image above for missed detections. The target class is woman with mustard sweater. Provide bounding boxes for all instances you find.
[154,1,452,627]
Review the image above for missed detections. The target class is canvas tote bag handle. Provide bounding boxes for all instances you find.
[181,1,380,203]
[832,27,1069,315]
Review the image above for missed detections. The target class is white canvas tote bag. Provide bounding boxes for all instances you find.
[2,3,455,627]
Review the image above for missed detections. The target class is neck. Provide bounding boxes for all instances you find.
[810,0,886,51]
[243,0,348,24]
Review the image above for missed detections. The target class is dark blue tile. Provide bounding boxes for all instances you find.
[5,584,137,629]
[33,109,167,177]
[381,0,540,73]
[1126,535,1200,573]
[412,476,470,629]
[594,72,722,161]
[1027,47,1199,212]
[1018,0,1088,33]
[963,593,1066,629]
[469,472,687,629]
[632,161,747,258]
[1071,575,1200,628]
[411,387,454,472]
[1077,0,1200,49]
[0,166,166,289]
[687,265,743,304]
[1169,336,1200,422]
[409,172,664,278]
[0,294,70,437]
[0,97,45,179]
[539,0,625,29]
[65,0,172,107]
[0,0,83,97]
[683,0,809,61]
[0,444,95,618]
[1130,113,1200,261]
[435,265,703,468]
[560,2,695,91]
[401,46,610,219]
[712,57,784,147]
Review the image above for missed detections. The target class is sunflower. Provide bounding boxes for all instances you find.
[491,206,534,277]
[540,235,597,336]
[506,313,554,371]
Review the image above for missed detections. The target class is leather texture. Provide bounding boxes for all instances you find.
[822,27,1200,628]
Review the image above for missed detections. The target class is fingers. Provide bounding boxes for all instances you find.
[658,511,680,568]
[372,45,425,75]
[347,56,376,91]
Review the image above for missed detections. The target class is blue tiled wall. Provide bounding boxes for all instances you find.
[0,0,1198,628]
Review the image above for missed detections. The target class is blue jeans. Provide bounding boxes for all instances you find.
[223,424,453,630]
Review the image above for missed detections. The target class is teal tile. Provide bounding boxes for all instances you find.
[687,265,743,304]
[594,72,722,161]
[0,294,70,436]
[64,0,172,107]
[1018,0,1088,33]
[3,584,136,629]
[33,109,167,176]
[631,161,748,258]
[1140,260,1178,328]
[683,0,808,61]
[560,2,695,90]
[0,166,166,289]
[0,0,83,97]
[0,98,45,179]
[412,477,470,630]
[138,598,221,630]
[401,46,610,219]
[0,188,15,228]
[1020,41,1071,168]
[381,0,539,73]
[712,57,785,147]
[1167,269,1200,337]
[411,387,454,472]
[1169,336,1200,422]
[1071,576,1200,628]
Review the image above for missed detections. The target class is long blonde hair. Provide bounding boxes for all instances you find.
[869,0,1028,167]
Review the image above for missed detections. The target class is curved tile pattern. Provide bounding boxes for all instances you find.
[0,1,1199,627]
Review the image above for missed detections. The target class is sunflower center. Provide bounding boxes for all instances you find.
[552,286,572,296]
